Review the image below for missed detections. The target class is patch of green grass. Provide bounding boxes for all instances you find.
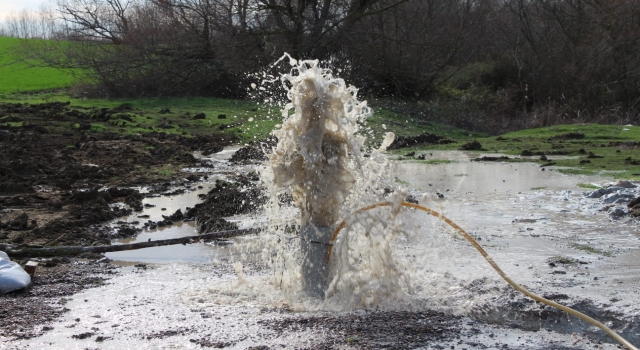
[0,37,80,93]
[570,243,613,257]
[345,335,359,344]
[149,167,176,178]
[557,168,597,176]
[394,178,410,185]
[0,121,23,127]
[89,123,106,133]
[489,124,640,179]
[577,183,600,189]
[1,92,281,142]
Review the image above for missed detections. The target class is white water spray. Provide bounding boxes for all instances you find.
[268,56,368,227]
[258,55,418,306]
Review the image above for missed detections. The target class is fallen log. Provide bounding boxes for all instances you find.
[0,228,259,258]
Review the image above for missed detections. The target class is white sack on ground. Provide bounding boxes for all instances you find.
[0,251,31,293]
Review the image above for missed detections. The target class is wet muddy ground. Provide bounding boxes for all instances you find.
[0,102,262,341]
[2,103,640,349]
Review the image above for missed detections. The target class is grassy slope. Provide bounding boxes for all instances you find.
[0,37,77,94]
[0,92,281,142]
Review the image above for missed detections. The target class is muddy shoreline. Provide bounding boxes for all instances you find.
[0,102,263,340]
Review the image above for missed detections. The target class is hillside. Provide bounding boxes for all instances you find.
[0,36,77,94]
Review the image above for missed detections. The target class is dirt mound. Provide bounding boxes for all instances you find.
[459,140,483,150]
[229,138,277,164]
[549,132,585,140]
[188,175,267,234]
[387,133,455,149]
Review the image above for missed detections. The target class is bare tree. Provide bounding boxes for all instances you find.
[342,0,491,98]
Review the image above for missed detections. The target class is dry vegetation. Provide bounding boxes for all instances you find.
[1,0,639,133]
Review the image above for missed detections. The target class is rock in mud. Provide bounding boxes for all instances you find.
[602,192,637,204]
[459,140,483,151]
[387,132,455,149]
[583,180,640,220]
[609,207,627,218]
[616,180,637,189]
[229,138,277,164]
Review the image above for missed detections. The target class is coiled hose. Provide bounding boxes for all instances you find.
[326,201,638,350]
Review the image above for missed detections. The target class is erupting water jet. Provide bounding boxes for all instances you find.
[267,56,371,297]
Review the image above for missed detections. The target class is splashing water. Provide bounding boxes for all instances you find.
[268,56,368,226]
[258,55,417,308]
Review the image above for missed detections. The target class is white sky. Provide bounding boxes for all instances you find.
[0,0,46,22]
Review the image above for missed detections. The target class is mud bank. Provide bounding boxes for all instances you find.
[0,102,244,340]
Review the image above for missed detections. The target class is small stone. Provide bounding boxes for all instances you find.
[615,180,637,188]
[609,207,626,218]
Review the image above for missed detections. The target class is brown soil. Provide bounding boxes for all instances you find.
[189,175,267,235]
[0,102,237,339]
[387,133,455,150]
[0,102,235,247]
[228,138,277,164]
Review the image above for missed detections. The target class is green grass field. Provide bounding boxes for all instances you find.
[0,36,78,94]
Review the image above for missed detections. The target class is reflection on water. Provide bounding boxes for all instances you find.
[106,221,216,263]
[105,146,258,264]
[395,151,606,194]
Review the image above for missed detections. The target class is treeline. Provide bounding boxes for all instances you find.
[2,0,639,131]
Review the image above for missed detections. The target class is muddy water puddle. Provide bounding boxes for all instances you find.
[105,146,259,264]
[10,151,640,349]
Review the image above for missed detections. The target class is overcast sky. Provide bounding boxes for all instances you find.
[0,0,46,22]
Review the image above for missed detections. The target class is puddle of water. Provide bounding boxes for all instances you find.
[105,146,264,264]
[106,222,218,263]
[395,151,606,194]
